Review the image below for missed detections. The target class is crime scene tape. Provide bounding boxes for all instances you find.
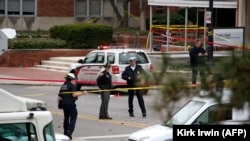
[60,86,162,94]
[60,84,201,94]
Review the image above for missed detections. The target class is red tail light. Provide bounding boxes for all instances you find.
[112,66,120,74]
[150,64,153,72]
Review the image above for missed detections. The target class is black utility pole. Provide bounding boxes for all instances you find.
[206,0,213,66]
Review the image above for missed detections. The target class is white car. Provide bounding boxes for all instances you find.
[0,88,70,141]
[128,88,250,141]
[69,46,153,94]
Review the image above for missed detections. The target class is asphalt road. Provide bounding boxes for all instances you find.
[1,84,176,141]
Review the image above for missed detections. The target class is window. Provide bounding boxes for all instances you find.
[83,52,105,63]
[8,0,20,15]
[75,0,119,17]
[0,0,5,15]
[107,52,115,64]
[103,0,113,17]
[166,100,206,126]
[119,52,149,64]
[23,0,35,15]
[0,123,38,141]
[89,0,101,16]
[2,0,35,16]
[84,52,97,63]
[193,104,232,125]
[97,54,104,63]
[44,122,56,141]
[75,0,87,16]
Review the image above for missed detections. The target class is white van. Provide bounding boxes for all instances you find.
[0,88,70,141]
[128,89,250,141]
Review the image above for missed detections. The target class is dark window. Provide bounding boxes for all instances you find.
[119,52,149,64]
[84,52,105,63]
[193,104,232,125]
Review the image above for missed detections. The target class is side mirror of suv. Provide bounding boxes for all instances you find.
[78,59,84,64]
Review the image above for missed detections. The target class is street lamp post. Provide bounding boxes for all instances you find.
[206,0,213,66]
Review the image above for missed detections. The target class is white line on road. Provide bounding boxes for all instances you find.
[76,134,130,139]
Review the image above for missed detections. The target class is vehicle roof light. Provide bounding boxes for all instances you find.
[26,102,47,111]
[199,90,209,97]
[98,45,127,50]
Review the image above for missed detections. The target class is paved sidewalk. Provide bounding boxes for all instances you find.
[0,67,67,85]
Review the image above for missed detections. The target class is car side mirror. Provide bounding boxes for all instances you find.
[78,59,84,64]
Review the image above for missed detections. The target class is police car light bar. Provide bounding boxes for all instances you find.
[98,45,127,50]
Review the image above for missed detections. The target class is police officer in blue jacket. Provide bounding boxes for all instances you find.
[97,63,113,120]
[122,57,146,118]
[57,73,88,140]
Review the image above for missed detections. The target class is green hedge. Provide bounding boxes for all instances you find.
[8,38,67,49]
[50,23,113,49]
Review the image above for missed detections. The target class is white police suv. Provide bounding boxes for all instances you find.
[69,46,153,94]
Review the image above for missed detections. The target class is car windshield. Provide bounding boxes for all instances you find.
[164,100,206,127]
[0,123,37,141]
[83,52,105,64]
[119,52,149,64]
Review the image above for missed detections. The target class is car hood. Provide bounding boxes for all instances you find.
[128,124,172,141]
[69,63,83,70]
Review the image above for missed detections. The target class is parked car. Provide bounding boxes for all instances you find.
[0,88,70,141]
[128,88,250,141]
[69,46,154,94]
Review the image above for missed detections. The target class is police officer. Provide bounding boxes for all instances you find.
[122,57,147,118]
[57,73,88,140]
[189,39,208,85]
[97,63,113,120]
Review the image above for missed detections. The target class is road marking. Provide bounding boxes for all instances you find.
[52,111,149,128]
[75,134,130,139]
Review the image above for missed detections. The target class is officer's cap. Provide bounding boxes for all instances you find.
[65,73,75,80]
[129,57,136,61]
[103,62,111,68]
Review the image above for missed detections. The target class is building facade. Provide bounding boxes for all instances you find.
[0,0,249,46]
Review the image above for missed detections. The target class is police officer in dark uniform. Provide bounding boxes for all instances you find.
[189,39,208,85]
[57,73,88,140]
[97,63,113,120]
[122,57,147,118]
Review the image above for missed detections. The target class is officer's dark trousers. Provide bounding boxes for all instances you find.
[62,104,78,136]
[99,91,110,118]
[128,89,146,114]
[191,66,206,85]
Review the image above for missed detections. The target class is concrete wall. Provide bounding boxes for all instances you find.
[0,17,125,30]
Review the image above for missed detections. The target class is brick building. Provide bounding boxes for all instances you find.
[0,0,178,30]
[0,0,248,46]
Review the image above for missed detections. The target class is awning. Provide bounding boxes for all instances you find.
[148,0,237,8]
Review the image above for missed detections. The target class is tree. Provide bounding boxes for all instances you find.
[213,52,250,109]
[109,0,130,28]
[147,51,250,121]
[109,0,147,30]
